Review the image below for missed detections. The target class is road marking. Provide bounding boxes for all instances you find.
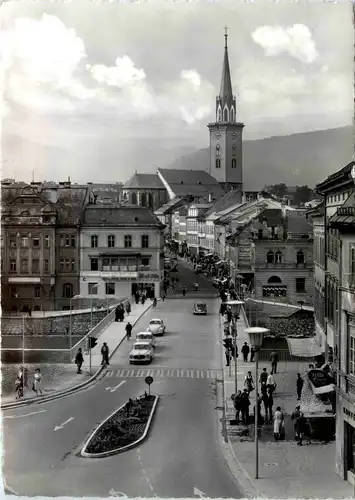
[109,381,126,393]
[193,487,206,497]
[137,447,157,497]
[53,417,74,432]
[3,409,47,419]
[105,368,220,379]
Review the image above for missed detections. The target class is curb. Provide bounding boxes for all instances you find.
[81,395,159,458]
[1,302,154,410]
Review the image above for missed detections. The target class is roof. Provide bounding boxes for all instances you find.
[316,160,355,194]
[329,189,355,227]
[257,208,284,226]
[82,205,164,227]
[204,189,242,218]
[89,183,122,204]
[154,197,184,215]
[305,201,325,219]
[286,210,313,234]
[219,37,233,105]
[49,187,88,225]
[158,168,224,198]
[123,173,165,190]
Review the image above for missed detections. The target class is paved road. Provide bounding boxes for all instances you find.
[3,260,243,498]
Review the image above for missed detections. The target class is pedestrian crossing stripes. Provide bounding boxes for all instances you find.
[104,368,220,380]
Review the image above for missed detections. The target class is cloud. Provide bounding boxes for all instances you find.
[252,24,318,64]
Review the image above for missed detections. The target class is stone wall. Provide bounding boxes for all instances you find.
[1,349,71,364]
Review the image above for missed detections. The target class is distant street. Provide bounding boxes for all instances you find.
[3,259,243,498]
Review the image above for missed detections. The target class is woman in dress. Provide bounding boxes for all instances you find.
[244,371,254,394]
[273,406,284,440]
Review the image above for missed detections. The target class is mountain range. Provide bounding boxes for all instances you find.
[167,126,354,190]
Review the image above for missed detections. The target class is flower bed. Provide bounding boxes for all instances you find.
[83,394,157,455]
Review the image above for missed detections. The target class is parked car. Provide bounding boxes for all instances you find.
[193,302,207,315]
[147,318,166,336]
[195,265,203,274]
[136,331,156,348]
[129,341,154,364]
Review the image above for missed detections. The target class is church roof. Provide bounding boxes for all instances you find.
[123,173,165,190]
[220,31,233,103]
[158,168,224,198]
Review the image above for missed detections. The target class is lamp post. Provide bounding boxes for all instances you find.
[245,326,270,480]
[69,294,82,352]
[89,284,99,375]
[226,300,244,395]
[22,314,25,369]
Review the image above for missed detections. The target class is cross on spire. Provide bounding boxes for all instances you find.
[224,25,228,48]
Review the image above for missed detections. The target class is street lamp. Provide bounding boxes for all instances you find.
[69,294,82,352]
[89,284,99,376]
[226,300,244,396]
[245,326,270,480]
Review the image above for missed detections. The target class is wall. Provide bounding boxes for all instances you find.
[55,227,80,309]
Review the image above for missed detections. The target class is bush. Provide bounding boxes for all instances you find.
[85,395,155,454]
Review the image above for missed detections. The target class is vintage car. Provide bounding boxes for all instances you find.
[136,331,156,348]
[147,318,166,336]
[129,341,154,364]
[193,302,207,315]
[195,264,203,274]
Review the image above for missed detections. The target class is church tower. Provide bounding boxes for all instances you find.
[208,27,244,193]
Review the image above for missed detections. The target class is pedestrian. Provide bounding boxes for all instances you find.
[226,307,232,323]
[253,393,264,425]
[32,368,43,396]
[259,367,268,386]
[291,405,301,440]
[244,371,254,394]
[75,348,84,374]
[270,350,279,374]
[263,388,273,423]
[115,306,120,322]
[266,372,276,394]
[28,306,32,317]
[162,291,166,301]
[101,342,110,366]
[220,302,227,316]
[273,406,284,441]
[125,301,131,315]
[141,294,146,305]
[135,293,139,305]
[125,322,132,340]
[233,390,242,422]
[225,346,231,367]
[241,342,250,362]
[296,373,304,400]
[260,381,267,398]
[250,347,255,362]
[240,389,250,425]
[15,376,23,399]
[295,412,308,446]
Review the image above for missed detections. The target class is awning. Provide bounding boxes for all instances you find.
[287,337,324,358]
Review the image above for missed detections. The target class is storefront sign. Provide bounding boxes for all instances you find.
[343,408,355,422]
[101,271,138,279]
[138,271,162,282]
[308,369,335,395]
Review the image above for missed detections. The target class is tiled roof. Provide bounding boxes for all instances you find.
[158,168,224,198]
[204,190,242,217]
[83,205,163,227]
[257,208,284,226]
[286,210,313,234]
[317,160,355,192]
[154,197,183,215]
[123,173,165,190]
[329,190,355,226]
[90,183,122,204]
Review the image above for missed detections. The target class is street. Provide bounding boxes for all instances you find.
[2,260,243,498]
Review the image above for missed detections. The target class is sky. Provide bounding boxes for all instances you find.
[0,0,353,184]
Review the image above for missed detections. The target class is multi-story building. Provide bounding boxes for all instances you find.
[1,180,92,311]
[316,161,355,485]
[306,202,326,352]
[80,204,165,299]
[186,204,212,255]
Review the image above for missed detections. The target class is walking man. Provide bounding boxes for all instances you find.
[270,350,279,374]
[259,367,268,387]
[241,342,250,362]
[125,322,133,340]
[266,372,276,394]
[115,306,120,322]
[296,373,304,400]
[291,405,301,440]
[225,346,231,367]
[263,388,274,424]
[75,348,84,374]
[240,389,250,425]
[101,342,110,366]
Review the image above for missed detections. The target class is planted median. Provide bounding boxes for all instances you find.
[81,393,159,457]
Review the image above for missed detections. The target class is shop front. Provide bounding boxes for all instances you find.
[131,270,163,299]
[336,400,355,485]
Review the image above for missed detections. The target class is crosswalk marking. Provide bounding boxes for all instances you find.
[104,368,220,380]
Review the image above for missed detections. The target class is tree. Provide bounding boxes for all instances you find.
[293,185,314,206]
[268,183,288,199]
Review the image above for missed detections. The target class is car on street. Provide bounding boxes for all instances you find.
[129,341,154,364]
[136,331,156,348]
[147,318,166,336]
[195,264,203,274]
[193,302,207,315]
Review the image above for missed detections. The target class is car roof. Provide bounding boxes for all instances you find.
[150,318,162,322]
[133,341,151,346]
[195,302,206,305]
[137,332,153,336]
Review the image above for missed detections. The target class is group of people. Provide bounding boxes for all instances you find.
[14,366,42,399]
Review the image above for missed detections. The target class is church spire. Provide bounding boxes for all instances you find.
[219,26,233,102]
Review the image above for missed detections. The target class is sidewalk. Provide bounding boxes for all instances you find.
[1,299,153,406]
[222,311,354,498]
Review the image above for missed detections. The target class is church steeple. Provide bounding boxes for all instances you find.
[215,26,236,124]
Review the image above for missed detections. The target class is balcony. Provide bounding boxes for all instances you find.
[82,267,162,281]
[256,261,314,269]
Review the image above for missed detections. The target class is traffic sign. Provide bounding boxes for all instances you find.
[145,376,154,396]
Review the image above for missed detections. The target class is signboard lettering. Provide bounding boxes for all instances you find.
[308,369,333,388]
[343,408,355,421]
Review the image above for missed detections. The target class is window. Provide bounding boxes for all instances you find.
[90,258,99,271]
[266,251,274,264]
[10,236,17,248]
[223,108,228,122]
[43,215,51,223]
[131,192,137,205]
[258,229,263,239]
[124,235,132,248]
[349,323,355,376]
[88,282,98,295]
[141,257,150,267]
[141,235,149,248]
[32,259,40,273]
[65,259,70,271]
[216,144,221,157]
[105,282,115,295]
[91,235,98,248]
[296,277,306,293]
[231,159,236,168]
[21,259,28,273]
[217,109,222,121]
[108,235,115,248]
[10,259,16,272]
[44,235,50,248]
[60,259,65,271]
[44,259,49,272]
[296,250,305,264]
[231,108,235,122]
[11,287,17,298]
[21,236,28,247]
[71,235,76,248]
[275,251,282,263]
[71,260,76,272]
[34,286,41,298]
[62,283,73,298]
[148,193,153,208]
[141,193,147,207]
[350,245,355,287]
[216,159,221,169]
[32,237,40,247]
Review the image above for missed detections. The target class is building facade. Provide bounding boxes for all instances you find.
[121,173,168,211]
[208,29,244,193]
[80,205,165,300]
